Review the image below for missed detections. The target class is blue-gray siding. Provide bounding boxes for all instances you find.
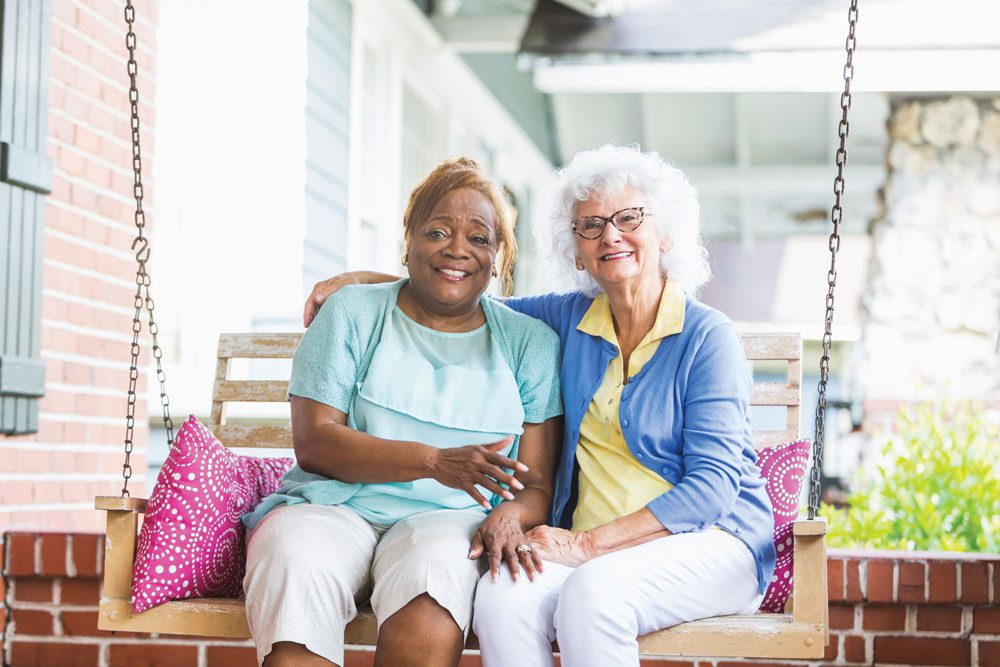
[303,0,351,294]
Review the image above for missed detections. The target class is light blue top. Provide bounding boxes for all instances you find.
[242,280,563,530]
[344,305,524,525]
[504,291,776,595]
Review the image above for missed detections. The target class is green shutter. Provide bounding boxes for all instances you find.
[0,0,51,434]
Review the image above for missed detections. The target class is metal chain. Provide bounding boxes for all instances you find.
[809,0,858,519]
[120,0,174,497]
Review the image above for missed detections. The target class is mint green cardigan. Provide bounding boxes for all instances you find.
[243,280,563,529]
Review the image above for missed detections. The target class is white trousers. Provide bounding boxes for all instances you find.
[472,530,763,667]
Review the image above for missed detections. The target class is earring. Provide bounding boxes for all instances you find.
[491,266,498,277]
[401,252,408,267]
[575,260,585,271]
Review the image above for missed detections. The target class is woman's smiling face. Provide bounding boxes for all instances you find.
[573,186,663,292]
[405,187,498,316]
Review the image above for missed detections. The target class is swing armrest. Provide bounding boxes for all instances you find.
[94,496,148,602]
[791,516,828,642]
[95,496,148,512]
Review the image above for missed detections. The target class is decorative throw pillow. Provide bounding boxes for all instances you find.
[756,438,811,613]
[131,415,294,612]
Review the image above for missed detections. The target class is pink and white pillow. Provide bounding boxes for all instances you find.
[131,416,293,613]
[756,438,811,613]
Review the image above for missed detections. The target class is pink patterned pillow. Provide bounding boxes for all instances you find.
[131,416,293,612]
[756,438,811,613]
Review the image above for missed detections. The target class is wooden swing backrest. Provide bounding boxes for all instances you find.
[206,332,802,452]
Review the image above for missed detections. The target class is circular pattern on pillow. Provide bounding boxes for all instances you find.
[131,416,293,612]
[756,438,811,613]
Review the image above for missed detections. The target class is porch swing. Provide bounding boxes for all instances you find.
[95,0,860,659]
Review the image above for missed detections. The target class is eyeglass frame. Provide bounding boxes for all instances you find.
[570,207,647,240]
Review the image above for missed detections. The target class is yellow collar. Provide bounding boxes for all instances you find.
[577,281,686,347]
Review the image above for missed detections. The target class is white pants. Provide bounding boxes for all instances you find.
[244,503,485,667]
[472,530,763,667]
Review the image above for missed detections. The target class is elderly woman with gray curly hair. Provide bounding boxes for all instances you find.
[305,145,775,667]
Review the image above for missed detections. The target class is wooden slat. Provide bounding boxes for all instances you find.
[95,496,147,512]
[211,423,293,449]
[750,382,800,407]
[214,380,289,403]
[637,613,825,659]
[98,597,251,638]
[217,333,300,359]
[741,333,801,361]
[752,430,800,449]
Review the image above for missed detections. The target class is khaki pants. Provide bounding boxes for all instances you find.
[244,503,485,666]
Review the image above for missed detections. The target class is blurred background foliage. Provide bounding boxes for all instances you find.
[822,402,1000,553]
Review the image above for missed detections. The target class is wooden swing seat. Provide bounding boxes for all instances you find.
[96,331,828,659]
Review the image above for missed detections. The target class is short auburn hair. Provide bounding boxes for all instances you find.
[402,157,518,296]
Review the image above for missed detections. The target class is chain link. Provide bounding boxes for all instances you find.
[121,0,174,497]
[810,0,858,520]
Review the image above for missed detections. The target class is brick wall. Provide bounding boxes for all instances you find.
[3,535,998,666]
[0,1,159,531]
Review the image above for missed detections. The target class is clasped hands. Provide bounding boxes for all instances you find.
[470,509,597,583]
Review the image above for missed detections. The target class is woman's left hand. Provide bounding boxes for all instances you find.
[470,508,544,582]
[524,525,597,567]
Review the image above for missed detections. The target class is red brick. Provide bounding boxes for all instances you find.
[979,640,1000,667]
[844,635,866,663]
[863,604,906,631]
[61,577,101,605]
[830,604,855,630]
[39,533,68,576]
[975,607,1000,634]
[7,533,37,575]
[13,577,55,602]
[205,646,258,667]
[845,559,864,602]
[110,644,198,667]
[61,610,112,637]
[916,606,963,632]
[639,662,700,667]
[717,663,790,667]
[899,561,927,603]
[828,558,845,602]
[345,650,377,667]
[71,533,103,576]
[874,637,970,666]
[11,609,54,635]
[929,560,958,604]
[823,634,839,662]
[960,562,990,605]
[11,640,100,667]
[867,560,895,602]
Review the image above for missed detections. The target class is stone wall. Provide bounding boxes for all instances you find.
[859,96,1000,404]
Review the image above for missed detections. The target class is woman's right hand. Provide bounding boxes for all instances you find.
[432,436,527,509]
[303,270,400,327]
[303,274,359,327]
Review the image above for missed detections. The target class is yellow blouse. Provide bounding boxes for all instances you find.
[570,282,685,533]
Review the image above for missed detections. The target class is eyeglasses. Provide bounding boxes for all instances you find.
[571,207,646,240]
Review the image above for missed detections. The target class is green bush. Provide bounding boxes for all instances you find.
[823,402,1000,553]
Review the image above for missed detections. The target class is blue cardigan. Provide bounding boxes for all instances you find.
[506,291,776,594]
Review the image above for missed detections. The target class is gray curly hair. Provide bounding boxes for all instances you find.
[533,144,711,296]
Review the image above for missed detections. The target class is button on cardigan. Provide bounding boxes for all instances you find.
[504,291,776,594]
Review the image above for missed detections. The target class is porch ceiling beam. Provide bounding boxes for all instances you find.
[532,49,1000,93]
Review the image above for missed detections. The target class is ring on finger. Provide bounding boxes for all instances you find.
[516,543,532,555]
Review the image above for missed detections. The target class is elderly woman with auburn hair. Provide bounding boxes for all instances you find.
[244,158,563,667]
[306,145,774,667]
